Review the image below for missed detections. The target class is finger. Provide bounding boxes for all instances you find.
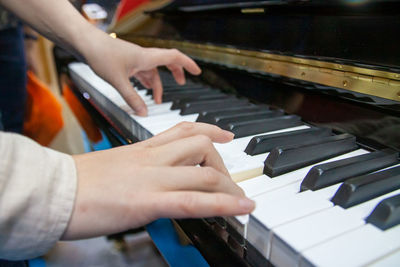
[154,192,255,218]
[149,69,163,104]
[141,122,234,147]
[147,48,201,76]
[112,78,148,116]
[169,50,201,76]
[166,64,185,85]
[135,74,151,89]
[154,135,229,176]
[150,166,244,196]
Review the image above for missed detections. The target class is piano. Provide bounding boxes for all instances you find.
[62,0,400,266]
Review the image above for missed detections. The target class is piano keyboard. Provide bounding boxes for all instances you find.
[69,62,400,267]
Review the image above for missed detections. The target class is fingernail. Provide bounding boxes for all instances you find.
[135,106,148,116]
[224,130,235,139]
[178,78,185,85]
[239,198,255,211]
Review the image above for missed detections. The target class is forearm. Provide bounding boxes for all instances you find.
[0,0,103,59]
[0,0,202,115]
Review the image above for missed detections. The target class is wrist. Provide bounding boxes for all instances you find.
[69,23,102,61]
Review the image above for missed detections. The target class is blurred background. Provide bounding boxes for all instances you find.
[0,1,172,266]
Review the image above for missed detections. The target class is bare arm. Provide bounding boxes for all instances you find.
[0,0,201,115]
[0,0,95,57]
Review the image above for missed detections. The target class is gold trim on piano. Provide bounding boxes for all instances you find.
[241,8,265,14]
[123,36,400,102]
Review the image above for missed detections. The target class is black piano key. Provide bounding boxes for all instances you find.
[162,78,197,87]
[194,104,259,119]
[244,127,332,156]
[300,149,399,191]
[145,85,207,95]
[162,90,223,102]
[171,94,233,110]
[131,76,151,90]
[214,110,283,128]
[143,80,183,88]
[135,79,198,90]
[164,85,207,91]
[366,194,400,230]
[133,82,146,90]
[134,71,198,89]
[210,110,279,127]
[130,77,142,88]
[196,105,268,123]
[162,87,216,95]
[204,217,217,225]
[215,217,227,228]
[331,166,400,209]
[264,133,358,177]
[223,115,302,138]
[180,98,249,115]
[159,71,196,84]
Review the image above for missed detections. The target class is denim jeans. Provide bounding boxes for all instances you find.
[0,24,27,133]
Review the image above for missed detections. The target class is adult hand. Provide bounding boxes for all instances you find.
[0,0,200,116]
[64,122,255,240]
[82,31,201,116]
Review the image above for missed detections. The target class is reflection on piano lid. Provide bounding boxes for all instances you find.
[64,1,400,266]
[69,62,400,267]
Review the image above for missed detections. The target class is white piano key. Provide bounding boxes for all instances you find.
[131,110,181,127]
[367,249,400,267]
[141,103,174,117]
[239,149,368,198]
[227,153,267,181]
[149,114,200,135]
[236,215,249,225]
[228,183,301,247]
[70,63,116,96]
[247,190,335,260]
[71,63,400,267]
[136,90,149,97]
[271,188,400,267]
[243,150,368,257]
[70,63,308,155]
[217,126,311,181]
[214,125,309,156]
[233,151,366,235]
[143,98,156,105]
[109,95,127,106]
[300,224,400,267]
[227,163,343,247]
[252,185,339,236]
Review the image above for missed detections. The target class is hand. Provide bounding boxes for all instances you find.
[0,0,200,116]
[63,122,255,240]
[81,31,201,116]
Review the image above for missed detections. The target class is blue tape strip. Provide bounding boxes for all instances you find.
[147,219,209,267]
[28,258,46,267]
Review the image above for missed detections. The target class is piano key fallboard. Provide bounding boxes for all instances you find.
[69,62,400,267]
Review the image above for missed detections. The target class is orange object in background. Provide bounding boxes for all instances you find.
[23,70,64,146]
[62,83,102,143]
[114,0,149,22]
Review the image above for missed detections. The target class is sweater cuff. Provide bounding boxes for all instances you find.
[0,133,77,260]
